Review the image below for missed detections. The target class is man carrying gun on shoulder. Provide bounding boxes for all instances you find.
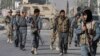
[77,9,98,56]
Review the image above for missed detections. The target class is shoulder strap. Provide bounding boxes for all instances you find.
[31,16,38,28]
[91,20,95,29]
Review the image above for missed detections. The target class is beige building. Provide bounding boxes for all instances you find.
[21,0,28,4]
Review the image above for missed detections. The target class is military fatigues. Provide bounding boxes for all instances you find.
[30,16,42,49]
[4,15,13,43]
[50,17,59,50]
[55,17,70,54]
[78,20,96,56]
[18,16,27,49]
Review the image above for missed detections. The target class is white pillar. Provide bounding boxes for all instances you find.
[0,0,1,9]
[88,0,91,7]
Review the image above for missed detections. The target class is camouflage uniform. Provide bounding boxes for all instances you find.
[50,17,59,50]
[78,21,96,56]
[4,15,13,43]
[55,16,70,54]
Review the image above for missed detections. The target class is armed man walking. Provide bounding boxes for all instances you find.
[54,10,70,56]
[30,9,42,55]
[77,9,97,56]
[4,10,13,43]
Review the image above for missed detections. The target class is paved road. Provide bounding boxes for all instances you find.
[0,30,100,56]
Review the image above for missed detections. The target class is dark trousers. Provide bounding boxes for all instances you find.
[59,32,68,53]
[32,31,40,49]
[14,30,20,47]
[19,28,27,48]
[68,28,73,45]
[92,40,99,56]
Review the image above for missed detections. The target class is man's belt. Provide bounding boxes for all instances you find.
[19,26,27,27]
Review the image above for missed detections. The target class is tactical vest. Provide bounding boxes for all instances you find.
[80,21,95,45]
[57,17,69,32]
